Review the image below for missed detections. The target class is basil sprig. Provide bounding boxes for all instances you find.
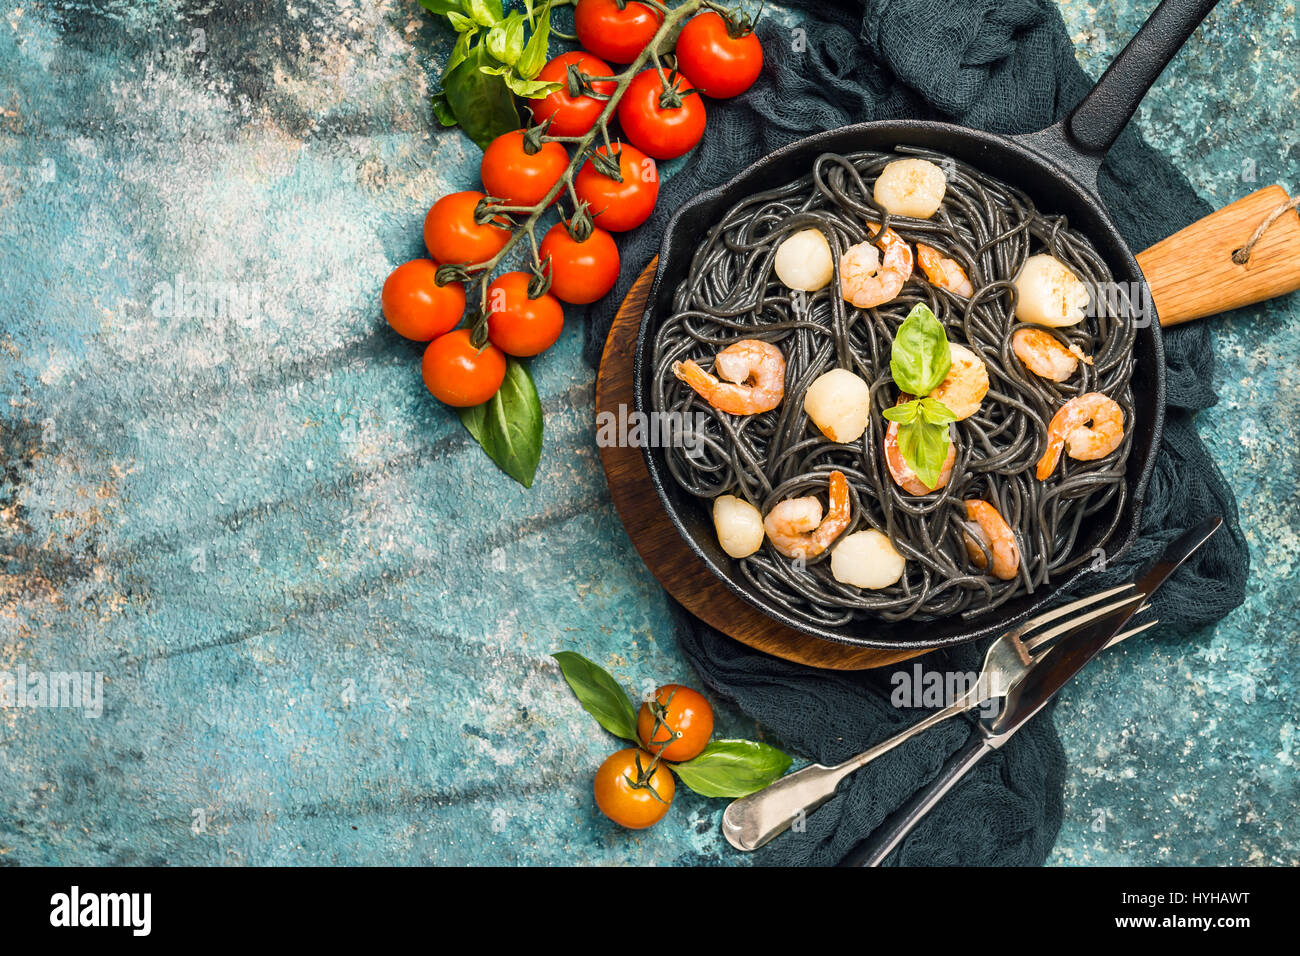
[424,0,561,148]
[552,652,794,798]
[459,358,543,488]
[885,304,956,490]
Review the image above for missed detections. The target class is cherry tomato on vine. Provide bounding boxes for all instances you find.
[421,329,506,407]
[593,748,675,829]
[636,684,714,762]
[530,51,617,138]
[480,129,569,208]
[674,11,764,99]
[424,191,511,266]
[574,0,662,64]
[485,272,565,357]
[616,69,706,160]
[573,143,659,232]
[539,223,620,304]
[381,259,465,342]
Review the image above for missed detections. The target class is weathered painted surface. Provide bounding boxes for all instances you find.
[0,0,1295,865]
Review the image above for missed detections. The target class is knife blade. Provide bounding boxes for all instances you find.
[841,516,1223,867]
[985,516,1222,738]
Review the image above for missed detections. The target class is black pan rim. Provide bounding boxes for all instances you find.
[632,117,1167,651]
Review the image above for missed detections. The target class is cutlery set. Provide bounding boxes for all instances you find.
[720,518,1224,865]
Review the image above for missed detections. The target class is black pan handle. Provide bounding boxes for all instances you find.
[1069,0,1219,154]
[838,731,995,867]
[1016,0,1219,183]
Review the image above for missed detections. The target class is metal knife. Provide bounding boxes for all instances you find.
[839,516,1223,867]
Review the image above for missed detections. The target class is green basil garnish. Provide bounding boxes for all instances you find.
[551,652,639,742]
[424,0,559,146]
[894,408,952,490]
[459,357,543,488]
[890,303,951,396]
[668,740,794,798]
[885,305,957,491]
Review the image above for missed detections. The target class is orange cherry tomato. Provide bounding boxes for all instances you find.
[616,69,706,160]
[485,272,564,357]
[573,143,658,232]
[531,51,617,138]
[381,259,466,341]
[423,191,511,266]
[574,0,662,64]
[539,223,620,304]
[593,748,675,829]
[480,129,569,208]
[421,329,507,407]
[675,11,764,99]
[636,684,714,762]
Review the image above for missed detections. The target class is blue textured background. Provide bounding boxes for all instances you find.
[0,0,1296,865]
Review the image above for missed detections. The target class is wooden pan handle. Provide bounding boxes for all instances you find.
[1136,184,1300,326]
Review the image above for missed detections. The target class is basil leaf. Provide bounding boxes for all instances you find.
[418,0,463,14]
[446,27,476,73]
[431,91,458,127]
[516,0,552,79]
[462,0,501,27]
[446,10,476,31]
[551,652,639,742]
[442,43,520,149]
[481,65,561,98]
[881,399,920,425]
[485,11,525,66]
[918,396,956,425]
[669,740,794,798]
[897,419,950,491]
[459,357,543,487]
[890,303,951,397]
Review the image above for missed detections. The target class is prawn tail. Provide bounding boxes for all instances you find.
[673,360,715,399]
[1035,439,1063,481]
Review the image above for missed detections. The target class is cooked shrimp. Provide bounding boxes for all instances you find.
[1035,392,1125,480]
[884,419,956,495]
[962,500,1020,581]
[1012,327,1081,382]
[763,470,851,560]
[929,343,989,420]
[672,339,786,416]
[839,226,913,309]
[915,243,974,298]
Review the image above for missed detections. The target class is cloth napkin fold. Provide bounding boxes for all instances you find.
[581,0,1249,865]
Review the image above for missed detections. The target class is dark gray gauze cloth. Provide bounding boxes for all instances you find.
[580,0,1249,865]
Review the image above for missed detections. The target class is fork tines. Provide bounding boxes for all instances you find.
[1016,584,1150,654]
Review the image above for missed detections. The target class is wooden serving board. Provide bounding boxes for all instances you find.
[597,187,1300,670]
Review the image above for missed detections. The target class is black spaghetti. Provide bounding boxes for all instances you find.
[650,148,1136,625]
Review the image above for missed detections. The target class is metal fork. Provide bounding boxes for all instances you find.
[721,583,1157,852]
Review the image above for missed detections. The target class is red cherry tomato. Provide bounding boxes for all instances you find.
[674,11,764,99]
[381,259,466,341]
[421,329,507,407]
[480,129,569,208]
[573,143,659,232]
[616,69,706,160]
[574,0,662,64]
[423,191,511,266]
[530,51,617,138]
[539,223,620,304]
[485,272,565,357]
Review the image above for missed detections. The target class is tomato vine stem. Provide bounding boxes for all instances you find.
[467,0,708,322]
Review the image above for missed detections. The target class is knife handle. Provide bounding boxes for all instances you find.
[839,731,995,867]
